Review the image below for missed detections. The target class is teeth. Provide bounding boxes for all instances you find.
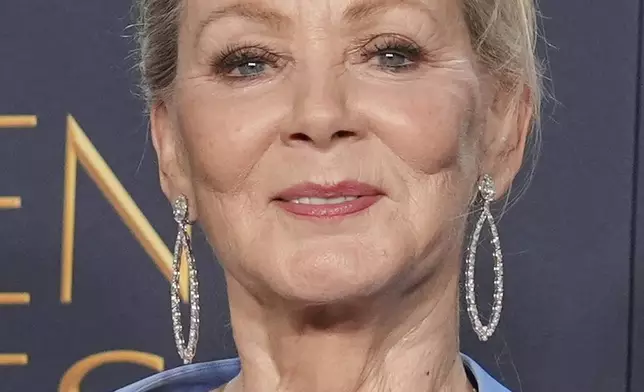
[290,196,358,205]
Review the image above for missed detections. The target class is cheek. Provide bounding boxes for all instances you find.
[174,80,293,193]
[347,68,481,243]
[350,69,479,176]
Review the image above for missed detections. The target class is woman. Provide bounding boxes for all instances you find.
[118,0,541,391]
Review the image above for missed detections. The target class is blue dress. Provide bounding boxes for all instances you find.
[115,354,510,392]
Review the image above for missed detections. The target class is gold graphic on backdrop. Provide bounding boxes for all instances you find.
[0,197,21,210]
[0,115,37,128]
[0,115,33,365]
[0,292,31,305]
[0,115,35,210]
[60,115,188,304]
[59,350,164,392]
[0,354,29,366]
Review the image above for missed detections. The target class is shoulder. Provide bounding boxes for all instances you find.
[461,354,512,392]
[115,358,240,392]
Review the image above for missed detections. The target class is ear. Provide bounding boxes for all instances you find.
[480,85,534,199]
[150,102,198,221]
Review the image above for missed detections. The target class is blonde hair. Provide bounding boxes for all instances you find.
[134,0,542,127]
[463,0,543,132]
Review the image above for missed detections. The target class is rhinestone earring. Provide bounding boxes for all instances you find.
[171,195,200,364]
[465,174,504,342]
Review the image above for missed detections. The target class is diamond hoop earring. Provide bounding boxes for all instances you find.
[171,195,200,364]
[465,174,504,342]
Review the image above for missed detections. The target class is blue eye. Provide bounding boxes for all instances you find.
[360,34,425,72]
[377,52,413,68]
[233,61,267,76]
[212,45,282,80]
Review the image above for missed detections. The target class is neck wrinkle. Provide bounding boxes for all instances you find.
[224,256,472,392]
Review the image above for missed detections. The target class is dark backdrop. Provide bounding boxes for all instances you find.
[0,1,642,391]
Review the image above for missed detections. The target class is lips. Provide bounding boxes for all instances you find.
[274,181,384,218]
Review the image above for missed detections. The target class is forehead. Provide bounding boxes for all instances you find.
[182,0,461,31]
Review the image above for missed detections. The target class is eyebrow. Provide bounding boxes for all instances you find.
[196,3,291,42]
[342,0,432,24]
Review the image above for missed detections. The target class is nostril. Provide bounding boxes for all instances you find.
[333,130,356,139]
[285,129,357,146]
[289,132,312,142]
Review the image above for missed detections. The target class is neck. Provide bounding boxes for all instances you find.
[224,261,472,392]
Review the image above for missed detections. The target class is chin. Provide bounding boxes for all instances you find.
[266,242,407,304]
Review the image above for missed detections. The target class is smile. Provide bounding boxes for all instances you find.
[287,196,359,205]
[274,181,384,218]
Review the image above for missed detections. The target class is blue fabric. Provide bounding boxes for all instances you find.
[461,354,511,392]
[115,354,510,392]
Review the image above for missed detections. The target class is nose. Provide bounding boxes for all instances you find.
[282,67,363,150]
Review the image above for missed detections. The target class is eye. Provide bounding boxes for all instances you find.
[359,34,425,72]
[376,51,414,69]
[231,60,267,77]
[211,44,283,80]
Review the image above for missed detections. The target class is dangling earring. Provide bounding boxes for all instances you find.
[171,195,200,364]
[465,174,504,342]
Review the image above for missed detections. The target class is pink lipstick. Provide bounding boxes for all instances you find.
[274,181,384,218]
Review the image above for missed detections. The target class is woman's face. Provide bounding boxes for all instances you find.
[153,0,528,303]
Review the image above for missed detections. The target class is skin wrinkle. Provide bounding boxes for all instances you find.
[149,1,532,391]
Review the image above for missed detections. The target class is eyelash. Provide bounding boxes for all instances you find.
[209,34,427,81]
[211,43,284,80]
[358,34,426,72]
